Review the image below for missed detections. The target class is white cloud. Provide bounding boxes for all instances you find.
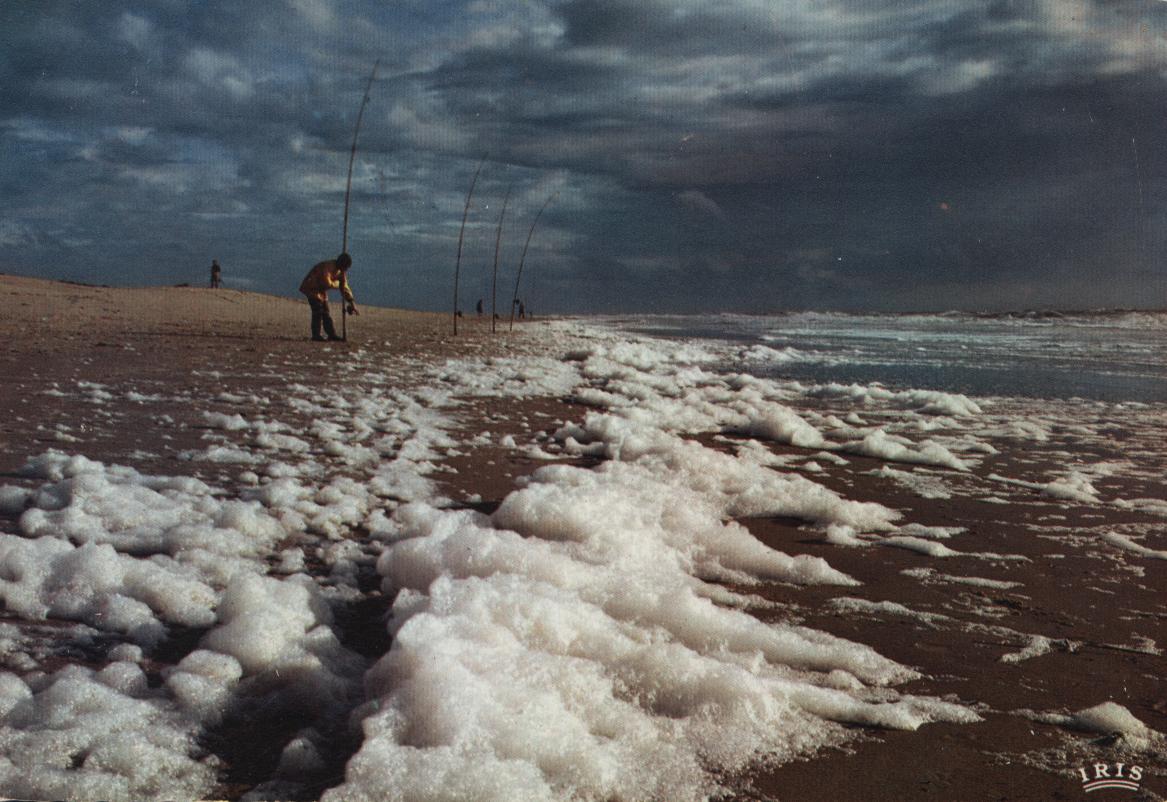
[2,117,78,144]
[111,126,153,146]
[118,156,245,196]
[183,47,255,100]
[288,0,337,31]
[0,220,39,248]
[119,164,194,194]
[387,101,472,151]
[116,12,155,51]
[921,58,1000,95]
[676,189,726,220]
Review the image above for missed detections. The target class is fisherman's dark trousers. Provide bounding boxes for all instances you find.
[308,297,339,340]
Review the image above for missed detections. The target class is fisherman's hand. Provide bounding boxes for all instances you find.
[347,304,359,316]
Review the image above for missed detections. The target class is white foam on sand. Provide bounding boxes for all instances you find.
[330,500,977,802]
[0,535,218,644]
[17,451,286,579]
[828,597,952,626]
[1100,532,1167,560]
[558,412,901,531]
[868,465,953,499]
[806,383,982,417]
[1114,497,1167,518]
[998,635,1058,664]
[2,319,1057,801]
[882,537,964,557]
[830,594,1076,666]
[0,665,219,801]
[844,429,971,472]
[988,471,1102,505]
[323,327,992,801]
[901,567,1023,591]
[1021,702,1164,751]
[0,443,381,799]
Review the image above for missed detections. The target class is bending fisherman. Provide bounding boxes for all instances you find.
[299,252,358,341]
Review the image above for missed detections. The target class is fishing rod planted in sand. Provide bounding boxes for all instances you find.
[509,192,557,332]
[490,185,512,334]
[453,156,486,336]
[340,59,380,341]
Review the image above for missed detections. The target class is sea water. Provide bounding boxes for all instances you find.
[614,311,1167,403]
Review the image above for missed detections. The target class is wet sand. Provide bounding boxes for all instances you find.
[0,275,1164,801]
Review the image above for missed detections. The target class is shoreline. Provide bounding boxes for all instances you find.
[0,276,1164,801]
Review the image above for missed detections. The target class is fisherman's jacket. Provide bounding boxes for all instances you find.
[299,260,355,304]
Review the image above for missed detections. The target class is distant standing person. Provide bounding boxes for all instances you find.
[476,298,483,316]
[210,259,222,288]
[299,252,358,341]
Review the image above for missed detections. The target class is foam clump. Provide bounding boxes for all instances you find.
[882,536,963,558]
[204,574,326,674]
[1043,472,1101,504]
[275,729,327,777]
[202,574,362,709]
[848,429,970,472]
[1019,701,1165,752]
[1071,702,1152,737]
[0,535,217,644]
[330,472,973,801]
[333,570,933,802]
[18,450,109,481]
[562,412,900,531]
[493,462,859,587]
[325,329,985,800]
[0,486,30,515]
[0,665,217,802]
[808,383,982,417]
[16,451,287,576]
[738,344,808,363]
[735,398,827,449]
[1101,532,1167,560]
[2,447,373,797]
[0,673,31,717]
[202,411,251,431]
[164,649,244,724]
[392,501,891,679]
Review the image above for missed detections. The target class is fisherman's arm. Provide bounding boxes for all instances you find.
[342,279,358,314]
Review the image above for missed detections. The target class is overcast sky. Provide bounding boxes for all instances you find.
[2,0,1166,313]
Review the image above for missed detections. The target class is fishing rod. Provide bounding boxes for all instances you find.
[490,185,512,334]
[509,192,557,331]
[453,156,486,336]
[340,59,380,341]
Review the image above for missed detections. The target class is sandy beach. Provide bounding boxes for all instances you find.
[0,275,1164,802]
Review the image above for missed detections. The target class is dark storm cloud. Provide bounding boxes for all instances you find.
[1,0,1165,311]
[558,0,792,56]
